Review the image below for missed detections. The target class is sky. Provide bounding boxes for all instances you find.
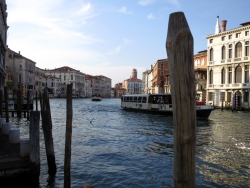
[6,0,250,86]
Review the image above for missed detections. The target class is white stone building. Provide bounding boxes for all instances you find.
[123,69,143,94]
[206,17,250,110]
[44,66,85,97]
[45,75,63,97]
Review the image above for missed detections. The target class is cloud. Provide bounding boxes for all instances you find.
[167,0,180,7]
[107,46,121,55]
[123,38,133,45]
[118,7,132,14]
[75,3,92,15]
[138,0,155,6]
[147,13,155,19]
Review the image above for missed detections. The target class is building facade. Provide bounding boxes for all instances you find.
[45,66,85,97]
[151,59,169,94]
[206,17,250,109]
[123,69,143,94]
[112,83,126,98]
[45,75,63,97]
[194,50,208,101]
[86,75,111,98]
[34,67,45,93]
[0,0,7,90]
[6,48,36,98]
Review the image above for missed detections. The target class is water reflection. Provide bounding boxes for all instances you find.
[5,99,250,187]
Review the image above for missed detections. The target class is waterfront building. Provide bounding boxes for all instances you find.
[34,67,45,93]
[6,48,36,98]
[194,50,208,101]
[142,69,153,94]
[84,76,92,98]
[85,75,111,98]
[123,68,143,94]
[45,66,85,98]
[151,59,168,94]
[45,75,63,97]
[0,0,7,90]
[206,17,250,109]
[5,65,13,98]
[112,83,126,98]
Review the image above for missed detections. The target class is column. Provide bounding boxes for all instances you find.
[242,64,245,83]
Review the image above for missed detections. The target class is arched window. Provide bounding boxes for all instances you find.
[235,42,242,58]
[221,46,226,60]
[209,70,213,84]
[201,59,204,65]
[235,66,242,83]
[210,48,214,61]
[221,68,225,84]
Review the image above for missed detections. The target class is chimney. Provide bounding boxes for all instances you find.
[18,51,20,54]
[151,65,153,70]
[221,20,227,32]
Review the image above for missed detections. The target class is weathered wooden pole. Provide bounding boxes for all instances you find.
[64,84,73,188]
[27,90,30,120]
[0,89,3,118]
[29,111,41,181]
[166,12,196,187]
[36,91,38,111]
[4,86,9,123]
[39,91,44,111]
[41,88,57,175]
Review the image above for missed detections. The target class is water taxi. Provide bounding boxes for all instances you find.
[92,95,102,101]
[121,94,214,118]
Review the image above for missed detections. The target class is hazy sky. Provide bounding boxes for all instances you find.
[7,0,250,86]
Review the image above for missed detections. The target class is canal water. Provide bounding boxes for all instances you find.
[9,98,250,187]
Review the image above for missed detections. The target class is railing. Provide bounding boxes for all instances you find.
[227,59,231,62]
[244,57,248,60]
[234,58,241,61]
[209,61,214,65]
[221,60,225,63]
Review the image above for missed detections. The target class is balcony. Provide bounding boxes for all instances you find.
[209,83,250,89]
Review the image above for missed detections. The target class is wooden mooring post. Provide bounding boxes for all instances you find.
[41,88,57,175]
[27,90,30,120]
[0,89,3,118]
[166,12,196,187]
[64,84,73,188]
[29,111,41,181]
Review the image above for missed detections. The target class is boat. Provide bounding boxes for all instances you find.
[121,94,214,118]
[92,95,102,101]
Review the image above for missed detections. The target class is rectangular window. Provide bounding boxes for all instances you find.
[208,92,213,100]
[245,31,249,36]
[245,65,249,83]
[228,35,232,39]
[228,67,232,83]
[221,36,225,41]
[220,92,225,101]
[236,33,241,38]
[244,92,249,102]
[229,49,232,58]
[210,39,213,43]
[227,92,231,102]
[245,41,249,56]
[71,75,73,80]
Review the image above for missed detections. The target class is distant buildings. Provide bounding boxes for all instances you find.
[85,75,111,98]
[44,66,85,97]
[206,17,250,109]
[123,68,143,94]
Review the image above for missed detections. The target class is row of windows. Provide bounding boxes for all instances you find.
[209,65,249,84]
[209,41,249,61]
[210,31,249,43]
[123,96,147,103]
[208,92,249,102]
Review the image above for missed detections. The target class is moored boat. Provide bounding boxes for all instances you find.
[92,95,102,101]
[121,94,214,118]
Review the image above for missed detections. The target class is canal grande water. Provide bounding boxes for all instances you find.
[9,98,250,187]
